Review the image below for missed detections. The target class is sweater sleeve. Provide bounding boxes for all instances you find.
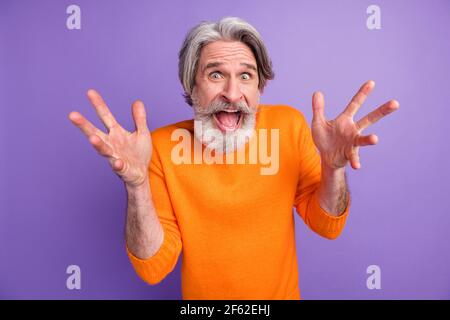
[126,144,182,285]
[293,111,350,240]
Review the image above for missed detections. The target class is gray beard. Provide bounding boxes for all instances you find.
[193,112,256,154]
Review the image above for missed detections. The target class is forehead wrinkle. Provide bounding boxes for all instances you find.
[201,42,256,64]
[204,49,255,61]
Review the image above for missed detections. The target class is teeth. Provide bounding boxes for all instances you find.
[223,110,239,113]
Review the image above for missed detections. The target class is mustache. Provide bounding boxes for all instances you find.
[194,98,253,117]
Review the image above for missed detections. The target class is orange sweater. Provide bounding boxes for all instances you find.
[126,105,349,299]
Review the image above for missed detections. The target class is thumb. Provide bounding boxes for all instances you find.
[111,158,125,173]
[312,91,326,124]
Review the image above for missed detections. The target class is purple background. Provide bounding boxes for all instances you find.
[1,0,449,299]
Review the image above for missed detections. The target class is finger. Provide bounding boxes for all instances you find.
[112,158,125,172]
[68,111,106,139]
[86,89,120,131]
[347,147,361,169]
[343,80,375,117]
[355,134,378,147]
[312,91,326,124]
[132,100,149,133]
[356,99,400,131]
[88,134,114,157]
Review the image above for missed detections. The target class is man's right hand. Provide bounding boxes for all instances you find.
[68,89,152,188]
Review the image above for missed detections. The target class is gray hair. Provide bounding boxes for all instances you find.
[178,17,275,106]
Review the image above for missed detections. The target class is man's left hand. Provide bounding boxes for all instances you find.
[311,80,399,170]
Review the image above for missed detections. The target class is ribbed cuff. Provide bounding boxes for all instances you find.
[309,191,350,239]
[126,231,181,285]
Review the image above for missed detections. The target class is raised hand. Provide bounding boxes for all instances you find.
[68,89,152,187]
[311,80,399,170]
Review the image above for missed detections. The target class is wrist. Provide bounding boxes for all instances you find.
[125,177,150,194]
[321,161,346,177]
[318,161,349,216]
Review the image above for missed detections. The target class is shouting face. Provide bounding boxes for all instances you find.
[191,40,261,153]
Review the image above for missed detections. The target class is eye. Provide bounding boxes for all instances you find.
[209,72,222,80]
[241,73,251,80]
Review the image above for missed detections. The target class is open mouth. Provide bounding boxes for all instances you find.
[213,109,243,132]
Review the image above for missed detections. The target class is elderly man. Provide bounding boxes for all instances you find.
[68,17,399,299]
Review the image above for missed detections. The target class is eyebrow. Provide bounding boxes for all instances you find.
[240,63,257,72]
[202,62,223,73]
[202,62,258,73]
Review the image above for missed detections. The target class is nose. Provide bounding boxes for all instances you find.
[221,77,243,104]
